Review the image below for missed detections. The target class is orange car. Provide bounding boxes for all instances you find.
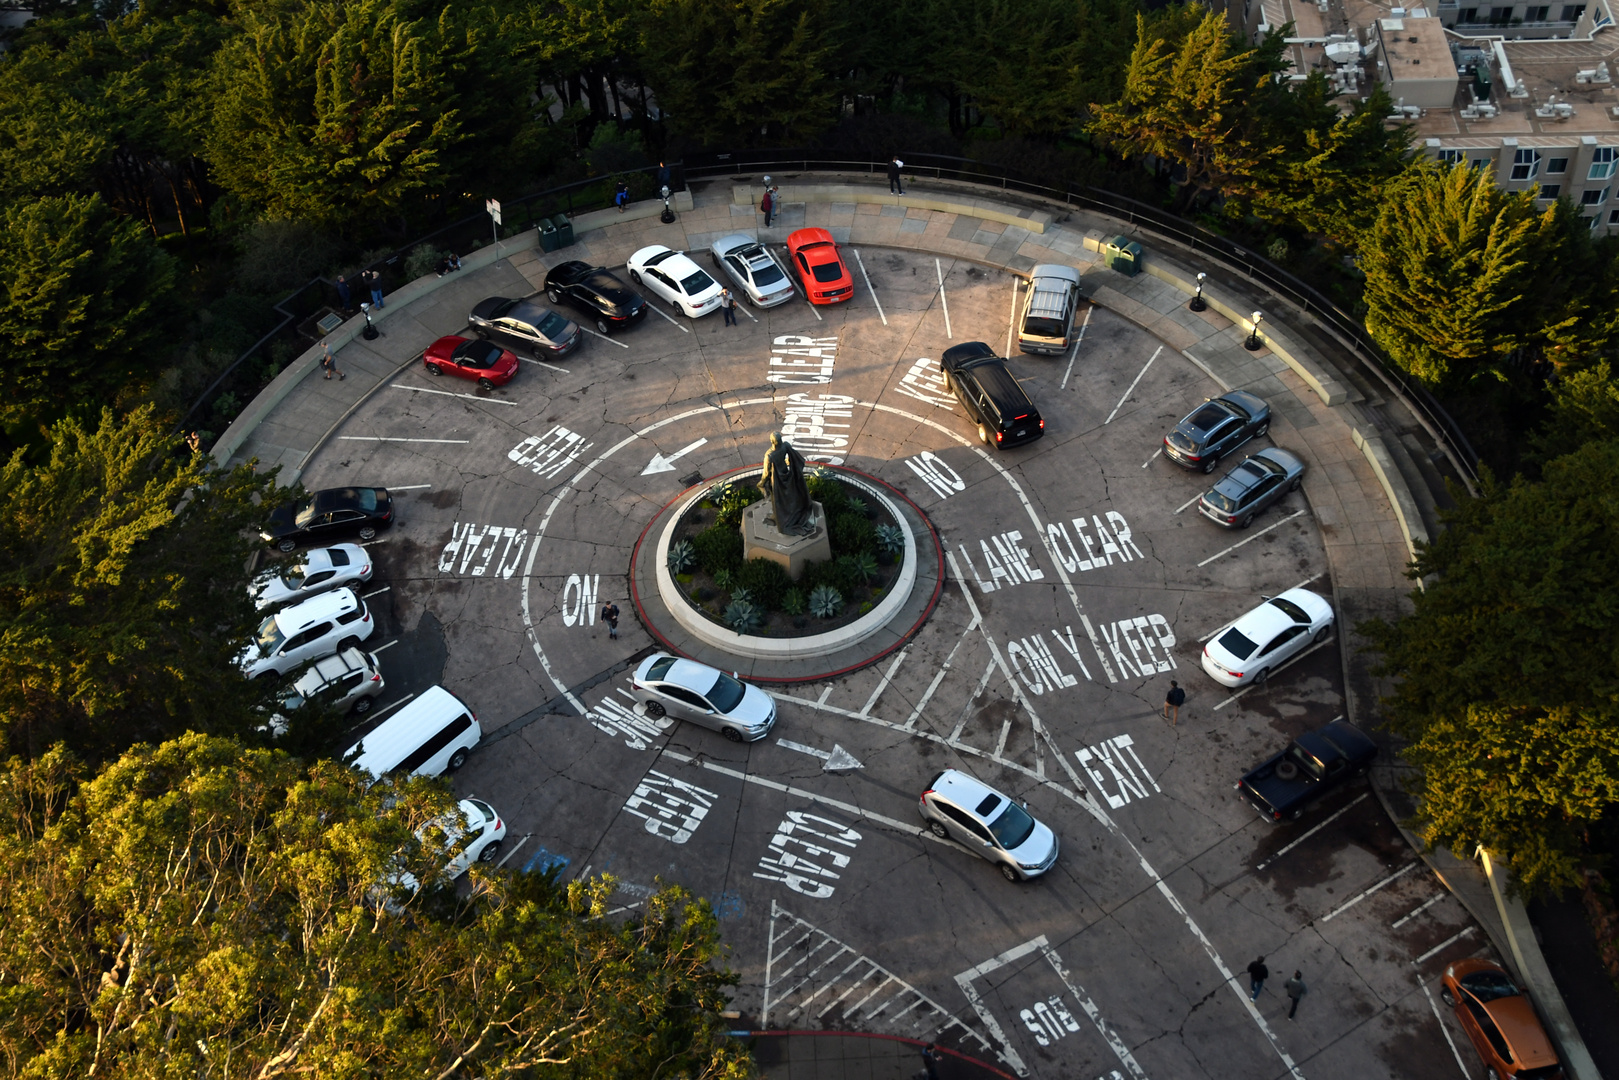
[1440,958,1564,1080]
[786,227,854,304]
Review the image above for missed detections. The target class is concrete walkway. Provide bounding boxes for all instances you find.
[211,177,1597,1080]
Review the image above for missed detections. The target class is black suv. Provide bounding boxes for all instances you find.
[542,261,648,334]
[262,487,393,552]
[940,342,1044,450]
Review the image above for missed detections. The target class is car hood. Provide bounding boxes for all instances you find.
[733,684,776,729]
[263,503,299,536]
[1007,820,1058,866]
[470,296,511,321]
[250,572,291,609]
[1225,389,1269,419]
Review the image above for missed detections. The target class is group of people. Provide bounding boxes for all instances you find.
[435,252,463,277]
[335,270,387,312]
[1247,956,1309,1020]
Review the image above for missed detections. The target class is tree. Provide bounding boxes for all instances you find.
[1359,163,1575,385]
[1530,360,1619,462]
[1363,438,1619,895]
[0,194,179,438]
[0,406,276,762]
[0,734,754,1078]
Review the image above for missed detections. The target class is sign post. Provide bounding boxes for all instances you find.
[486,198,502,260]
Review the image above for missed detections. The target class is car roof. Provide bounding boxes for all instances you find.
[931,768,1000,810]
[1222,389,1267,417]
[505,299,555,325]
[1028,264,1082,285]
[1213,457,1278,497]
[662,658,721,693]
[549,260,591,282]
[292,647,368,693]
[300,548,337,571]
[275,587,359,629]
[942,341,998,364]
[967,361,1033,409]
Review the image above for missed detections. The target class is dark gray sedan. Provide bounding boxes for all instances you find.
[1197,447,1305,528]
[1163,390,1270,473]
[469,296,581,358]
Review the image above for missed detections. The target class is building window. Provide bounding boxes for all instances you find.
[1561,3,1586,17]
[1580,186,1610,205]
[1438,149,1465,165]
[1609,208,1619,224]
[1471,158,1492,170]
[1590,147,1616,180]
[1539,184,1561,198]
[1458,5,1479,17]
[1488,5,1513,20]
[1526,4,1550,17]
[1547,157,1569,174]
[1511,148,1543,180]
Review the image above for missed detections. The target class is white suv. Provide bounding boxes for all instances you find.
[240,587,374,680]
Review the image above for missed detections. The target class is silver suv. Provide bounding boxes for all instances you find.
[918,769,1059,882]
[239,587,374,680]
[1017,264,1083,355]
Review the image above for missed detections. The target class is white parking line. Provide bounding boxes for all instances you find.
[645,300,690,332]
[1142,448,1162,469]
[361,586,391,599]
[522,357,571,373]
[903,621,979,730]
[1392,892,1450,928]
[1413,926,1476,966]
[1196,509,1308,567]
[493,834,530,869]
[390,385,520,406]
[1323,861,1421,922]
[370,638,400,653]
[358,538,391,547]
[770,247,821,321]
[935,259,952,338]
[852,250,887,326]
[1254,794,1369,871]
[1175,491,1203,514]
[337,436,471,444]
[1004,277,1020,357]
[388,484,432,490]
[365,691,414,717]
[947,660,998,744]
[580,327,631,348]
[1211,637,1335,711]
[1059,305,1093,390]
[1104,345,1162,424]
[1422,980,1474,1078]
[1182,349,1233,392]
[859,647,909,716]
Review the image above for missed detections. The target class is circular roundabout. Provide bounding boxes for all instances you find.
[293,227,1479,1080]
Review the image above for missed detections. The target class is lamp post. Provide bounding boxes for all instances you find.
[360,301,380,341]
[1245,310,1264,351]
[1190,271,1208,312]
[660,184,676,224]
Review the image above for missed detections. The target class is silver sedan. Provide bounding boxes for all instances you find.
[249,544,372,610]
[709,233,795,307]
[630,653,776,742]
[1197,447,1305,529]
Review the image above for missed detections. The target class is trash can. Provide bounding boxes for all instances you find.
[551,213,574,248]
[538,216,560,252]
[1104,235,1142,277]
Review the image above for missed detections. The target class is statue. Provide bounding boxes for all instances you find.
[757,433,814,536]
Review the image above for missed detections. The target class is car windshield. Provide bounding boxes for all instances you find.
[811,260,843,283]
[1218,627,1259,660]
[1188,403,1231,432]
[680,268,716,294]
[646,656,678,680]
[283,564,310,589]
[1023,317,1065,338]
[467,798,496,825]
[537,311,569,338]
[292,500,316,527]
[1267,596,1311,623]
[1461,970,1520,1002]
[455,341,502,369]
[751,260,784,286]
[705,672,746,713]
[987,802,1037,849]
[255,615,286,653]
[1205,489,1238,512]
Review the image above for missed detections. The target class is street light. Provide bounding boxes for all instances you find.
[1190,272,1208,312]
[660,184,676,224]
[1245,310,1264,351]
[360,301,380,341]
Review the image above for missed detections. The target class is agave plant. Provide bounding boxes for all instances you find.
[808,584,844,618]
[853,551,880,583]
[666,539,696,574]
[730,586,752,605]
[712,568,734,590]
[875,524,904,555]
[781,588,806,616]
[724,600,763,633]
[844,494,868,517]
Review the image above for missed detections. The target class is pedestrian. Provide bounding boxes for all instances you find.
[1247,956,1268,1001]
[446,252,461,272]
[721,289,736,326]
[1163,679,1186,725]
[600,600,620,640]
[336,275,352,311]
[888,155,905,195]
[184,430,201,454]
[367,270,385,309]
[614,180,630,213]
[1284,971,1307,1020]
[761,185,777,228]
[920,1042,941,1080]
[320,340,345,380]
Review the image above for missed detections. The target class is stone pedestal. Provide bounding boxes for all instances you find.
[742,500,832,580]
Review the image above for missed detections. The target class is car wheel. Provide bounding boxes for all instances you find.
[547,287,561,303]
[643,701,666,719]
[1253,667,1270,686]
[721,727,745,743]
[671,297,682,315]
[338,637,360,654]
[426,363,443,376]
[1240,512,1257,528]
[629,269,641,284]
[277,538,297,553]
[478,377,495,391]
[1287,808,1304,822]
[595,317,610,334]
[1256,421,1270,439]
[941,372,953,392]
[352,696,372,715]
[446,748,469,771]
[1313,625,1331,644]
[999,863,1021,883]
[358,525,376,541]
[1201,455,1221,474]
[255,670,279,682]
[978,422,992,446]
[1440,989,1456,1006]
[478,839,502,863]
[1289,476,1302,493]
[927,820,950,840]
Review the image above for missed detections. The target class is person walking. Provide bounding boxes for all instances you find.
[760,185,776,228]
[721,289,737,326]
[320,341,345,380]
[1247,956,1268,1001]
[1163,679,1186,724]
[600,600,620,640]
[614,180,630,213]
[1284,972,1307,1020]
[336,275,352,311]
[920,1042,941,1080]
[888,155,905,195]
[367,270,385,309]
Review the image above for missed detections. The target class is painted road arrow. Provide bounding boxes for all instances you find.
[778,739,864,773]
[641,437,708,475]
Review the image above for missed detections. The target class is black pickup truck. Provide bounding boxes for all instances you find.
[1236,720,1377,822]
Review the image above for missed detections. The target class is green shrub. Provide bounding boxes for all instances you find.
[807,473,847,516]
[736,558,791,610]
[831,512,875,555]
[781,588,806,616]
[808,584,843,618]
[712,482,761,530]
[693,525,742,575]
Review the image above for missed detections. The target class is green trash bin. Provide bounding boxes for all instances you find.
[538,217,560,253]
[1104,235,1143,277]
[551,213,575,248]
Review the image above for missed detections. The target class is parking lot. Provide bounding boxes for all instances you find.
[293,240,1495,1079]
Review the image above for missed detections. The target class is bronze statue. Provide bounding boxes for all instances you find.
[757,433,814,535]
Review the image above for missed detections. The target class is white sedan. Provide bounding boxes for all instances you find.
[630,653,776,742]
[1201,588,1334,688]
[627,245,724,317]
[249,544,372,610]
[709,233,795,307]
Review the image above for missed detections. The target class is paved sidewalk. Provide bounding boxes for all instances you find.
[744,1031,1013,1080]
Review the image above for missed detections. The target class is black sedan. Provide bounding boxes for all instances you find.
[542,261,647,335]
[940,342,1044,450]
[1197,447,1305,529]
[261,487,393,552]
[469,297,581,358]
[1163,390,1270,473]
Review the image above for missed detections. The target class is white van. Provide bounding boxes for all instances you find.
[346,685,481,779]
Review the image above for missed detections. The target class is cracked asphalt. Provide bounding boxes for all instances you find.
[302,249,1487,1079]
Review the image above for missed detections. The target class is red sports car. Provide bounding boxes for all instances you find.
[422,335,518,389]
[787,228,854,305]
